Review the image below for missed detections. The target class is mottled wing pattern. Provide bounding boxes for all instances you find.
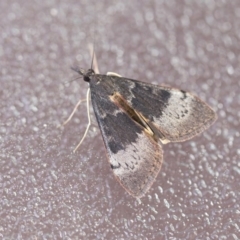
[90,88,163,198]
[88,73,216,197]
[108,76,217,144]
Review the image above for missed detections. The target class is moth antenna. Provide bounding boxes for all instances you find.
[62,75,82,87]
[90,41,95,71]
[88,43,100,74]
[74,87,91,152]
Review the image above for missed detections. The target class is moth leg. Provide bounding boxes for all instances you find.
[72,43,98,151]
[106,72,122,77]
[74,87,91,152]
[58,98,87,128]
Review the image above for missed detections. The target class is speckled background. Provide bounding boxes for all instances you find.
[1,0,239,239]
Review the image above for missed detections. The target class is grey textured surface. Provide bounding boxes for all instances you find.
[1,0,239,239]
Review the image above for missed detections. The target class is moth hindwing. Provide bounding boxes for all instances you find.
[75,68,217,198]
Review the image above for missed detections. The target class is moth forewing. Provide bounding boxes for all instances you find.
[90,80,163,198]
[148,88,217,143]
[107,77,217,144]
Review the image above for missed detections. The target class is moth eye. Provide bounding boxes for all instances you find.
[83,76,90,82]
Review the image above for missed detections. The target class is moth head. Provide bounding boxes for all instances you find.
[71,67,95,83]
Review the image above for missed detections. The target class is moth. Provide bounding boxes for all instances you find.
[70,65,217,198]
